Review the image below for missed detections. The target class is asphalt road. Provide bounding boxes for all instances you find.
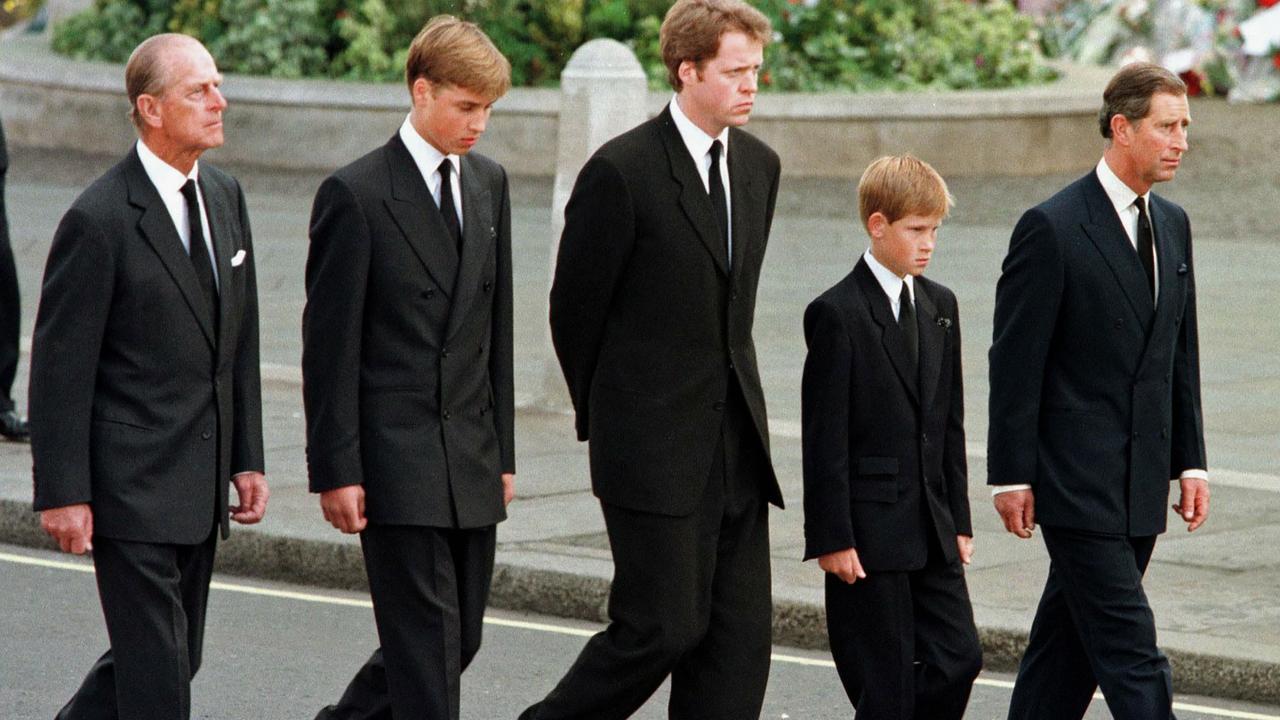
[3,544,1277,720]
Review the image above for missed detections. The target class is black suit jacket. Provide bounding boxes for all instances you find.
[30,147,265,544]
[302,134,514,530]
[988,170,1207,536]
[801,259,970,571]
[549,107,783,516]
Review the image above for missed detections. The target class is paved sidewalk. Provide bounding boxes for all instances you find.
[2,100,1279,703]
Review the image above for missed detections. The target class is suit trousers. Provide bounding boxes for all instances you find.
[1008,526,1173,720]
[316,523,496,720]
[824,529,981,720]
[0,119,18,409]
[521,381,773,720]
[57,529,218,720]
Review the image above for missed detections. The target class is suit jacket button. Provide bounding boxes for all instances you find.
[201,430,212,440]
[713,401,725,412]
[483,280,493,292]
[1165,373,1171,384]
[921,433,930,444]
[1132,431,1140,440]
[1114,318,1124,328]
[443,410,451,420]
[442,348,450,358]
[1161,427,1169,439]
[424,288,435,299]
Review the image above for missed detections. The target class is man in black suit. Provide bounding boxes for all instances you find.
[522,1,783,718]
[989,62,1209,719]
[0,117,29,441]
[802,155,981,719]
[30,34,267,720]
[302,16,514,720]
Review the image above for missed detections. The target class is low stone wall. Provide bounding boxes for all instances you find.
[0,33,1113,177]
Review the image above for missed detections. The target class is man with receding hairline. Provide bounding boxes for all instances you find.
[31,32,266,720]
[303,15,515,720]
[989,62,1209,719]
[522,0,783,717]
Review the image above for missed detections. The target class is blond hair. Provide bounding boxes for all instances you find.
[660,0,771,91]
[405,15,512,100]
[857,155,954,230]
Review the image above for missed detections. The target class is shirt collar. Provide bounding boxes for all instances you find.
[399,115,459,185]
[863,248,914,303]
[669,95,729,165]
[1096,156,1148,216]
[136,139,198,194]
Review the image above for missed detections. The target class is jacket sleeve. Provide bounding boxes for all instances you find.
[30,207,115,510]
[490,166,516,474]
[800,298,857,560]
[301,176,371,492]
[988,207,1064,487]
[548,156,636,441]
[230,179,265,476]
[943,296,972,536]
[1169,209,1207,475]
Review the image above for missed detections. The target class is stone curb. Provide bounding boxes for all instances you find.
[4,498,1279,706]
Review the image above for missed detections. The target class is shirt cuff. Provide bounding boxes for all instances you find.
[1177,468,1208,481]
[991,484,1032,496]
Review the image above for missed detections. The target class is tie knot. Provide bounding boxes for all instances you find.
[899,281,911,306]
[181,178,199,204]
[709,140,723,163]
[439,158,453,180]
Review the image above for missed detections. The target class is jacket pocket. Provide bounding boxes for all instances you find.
[850,456,899,502]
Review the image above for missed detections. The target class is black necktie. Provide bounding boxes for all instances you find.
[437,159,462,256]
[180,179,219,331]
[1134,197,1156,299]
[708,140,730,268]
[899,282,918,374]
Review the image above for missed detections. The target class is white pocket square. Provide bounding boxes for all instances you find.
[230,249,247,267]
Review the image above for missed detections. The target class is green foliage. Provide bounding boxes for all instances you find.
[51,0,1053,92]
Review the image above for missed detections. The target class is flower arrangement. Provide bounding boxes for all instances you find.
[1038,0,1280,102]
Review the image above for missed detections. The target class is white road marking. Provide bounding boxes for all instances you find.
[3,548,1277,719]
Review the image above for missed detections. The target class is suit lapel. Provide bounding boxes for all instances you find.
[444,155,495,341]
[1078,171,1154,324]
[125,150,216,349]
[914,282,945,411]
[657,108,730,276]
[853,260,919,405]
[383,135,458,298]
[201,174,236,359]
[727,129,763,284]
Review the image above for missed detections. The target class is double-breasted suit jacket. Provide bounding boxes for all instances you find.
[303,134,514,528]
[988,171,1206,535]
[802,259,971,571]
[549,107,783,515]
[31,147,264,543]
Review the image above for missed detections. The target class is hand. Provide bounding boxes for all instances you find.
[320,485,367,534]
[956,534,974,564]
[994,489,1036,539]
[818,547,866,585]
[1174,476,1209,532]
[40,503,94,554]
[501,473,515,507]
[230,472,269,524]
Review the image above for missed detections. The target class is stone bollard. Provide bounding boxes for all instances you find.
[536,39,648,410]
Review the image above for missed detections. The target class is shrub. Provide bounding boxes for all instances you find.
[51,0,1055,91]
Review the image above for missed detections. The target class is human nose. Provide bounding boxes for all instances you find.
[743,70,758,93]
[210,86,227,112]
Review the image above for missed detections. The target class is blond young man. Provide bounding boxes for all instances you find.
[524,1,783,718]
[302,16,515,720]
[801,156,981,719]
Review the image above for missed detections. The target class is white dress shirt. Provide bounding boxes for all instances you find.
[669,95,732,263]
[993,160,1205,496]
[863,248,914,320]
[399,116,463,230]
[136,139,219,288]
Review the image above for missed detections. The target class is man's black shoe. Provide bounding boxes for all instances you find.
[0,409,29,441]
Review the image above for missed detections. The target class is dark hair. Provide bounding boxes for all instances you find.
[1098,62,1187,139]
